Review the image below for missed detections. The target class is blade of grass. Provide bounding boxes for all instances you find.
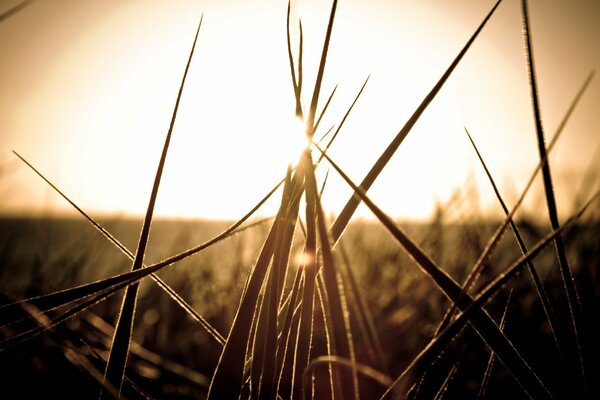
[465,128,562,360]
[313,85,338,136]
[338,239,388,374]
[317,145,553,400]
[521,0,586,392]
[208,170,305,399]
[275,268,303,398]
[253,168,297,399]
[315,271,340,400]
[317,75,370,166]
[103,15,203,397]
[207,214,278,399]
[287,0,303,118]
[308,149,359,399]
[477,289,513,399]
[330,0,502,242]
[0,0,32,23]
[306,0,338,135]
[292,154,317,398]
[306,356,392,389]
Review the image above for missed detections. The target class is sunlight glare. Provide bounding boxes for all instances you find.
[268,115,309,169]
[294,249,315,269]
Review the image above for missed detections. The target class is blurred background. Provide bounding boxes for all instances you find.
[1,0,598,222]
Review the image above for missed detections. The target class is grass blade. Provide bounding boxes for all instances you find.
[0,0,31,23]
[313,85,338,136]
[306,0,338,134]
[305,356,392,390]
[317,76,370,166]
[330,0,502,242]
[521,0,587,393]
[292,157,317,398]
[477,289,513,399]
[465,128,562,360]
[207,215,278,399]
[102,16,203,396]
[287,0,302,118]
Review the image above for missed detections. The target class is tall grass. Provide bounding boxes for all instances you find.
[1,0,598,399]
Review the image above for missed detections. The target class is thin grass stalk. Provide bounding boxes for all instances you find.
[251,277,272,398]
[330,0,502,242]
[298,19,303,106]
[313,85,338,136]
[208,165,308,398]
[338,239,388,374]
[379,191,598,399]
[207,216,279,399]
[278,267,302,333]
[286,0,303,118]
[315,273,338,400]
[305,356,392,389]
[477,289,513,399]
[248,288,268,397]
[520,0,587,393]
[306,0,338,134]
[432,364,458,400]
[465,128,562,361]
[317,76,370,165]
[256,170,297,399]
[276,169,303,307]
[0,0,32,23]
[278,274,305,399]
[318,145,553,400]
[293,251,316,399]
[307,149,359,399]
[293,153,317,398]
[275,268,303,397]
[101,17,203,398]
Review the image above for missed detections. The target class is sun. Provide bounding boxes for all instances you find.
[268,114,310,170]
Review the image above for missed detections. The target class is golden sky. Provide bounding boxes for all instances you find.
[1,0,598,221]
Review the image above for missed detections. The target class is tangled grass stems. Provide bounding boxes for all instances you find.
[316,144,553,399]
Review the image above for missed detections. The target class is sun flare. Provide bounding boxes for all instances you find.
[268,115,309,170]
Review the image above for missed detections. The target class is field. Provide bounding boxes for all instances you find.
[1,213,598,399]
[1,0,599,399]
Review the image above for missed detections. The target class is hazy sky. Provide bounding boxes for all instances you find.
[1,0,598,221]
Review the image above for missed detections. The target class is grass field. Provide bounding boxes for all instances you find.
[1,0,599,399]
[0,215,598,399]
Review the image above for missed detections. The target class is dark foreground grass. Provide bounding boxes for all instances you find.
[0,215,598,399]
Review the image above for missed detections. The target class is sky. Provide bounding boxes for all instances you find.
[1,0,598,222]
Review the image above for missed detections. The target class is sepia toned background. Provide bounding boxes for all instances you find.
[1,0,598,221]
